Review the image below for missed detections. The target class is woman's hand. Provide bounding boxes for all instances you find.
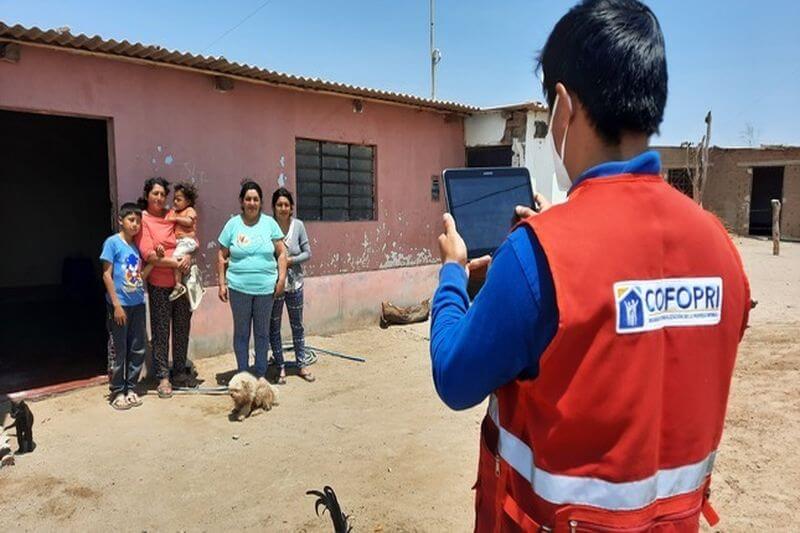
[113,304,127,326]
[274,278,286,298]
[177,255,191,274]
[217,248,230,302]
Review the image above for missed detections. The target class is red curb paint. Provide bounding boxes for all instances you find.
[7,375,108,402]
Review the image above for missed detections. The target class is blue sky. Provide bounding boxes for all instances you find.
[2,0,798,146]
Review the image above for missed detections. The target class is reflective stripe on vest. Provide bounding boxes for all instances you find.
[488,395,716,511]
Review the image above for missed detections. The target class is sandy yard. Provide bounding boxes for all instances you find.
[1,237,798,532]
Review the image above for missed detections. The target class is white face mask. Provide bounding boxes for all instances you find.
[546,95,572,192]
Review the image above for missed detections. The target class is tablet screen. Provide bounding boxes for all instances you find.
[443,168,533,258]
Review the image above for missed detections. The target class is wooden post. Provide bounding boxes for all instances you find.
[687,111,712,206]
[699,111,712,207]
[771,199,781,256]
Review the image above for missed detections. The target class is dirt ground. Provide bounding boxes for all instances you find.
[1,237,797,532]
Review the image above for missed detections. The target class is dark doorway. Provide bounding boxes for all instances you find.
[0,109,112,393]
[466,145,513,167]
[749,166,784,236]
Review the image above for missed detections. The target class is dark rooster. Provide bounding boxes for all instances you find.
[306,485,353,532]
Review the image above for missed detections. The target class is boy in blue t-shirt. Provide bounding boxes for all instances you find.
[100,202,154,410]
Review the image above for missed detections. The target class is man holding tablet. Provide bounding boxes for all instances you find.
[441,166,539,298]
[429,1,750,531]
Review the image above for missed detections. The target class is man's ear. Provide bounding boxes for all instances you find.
[553,82,575,134]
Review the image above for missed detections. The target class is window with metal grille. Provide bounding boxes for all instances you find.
[667,168,693,197]
[295,139,375,221]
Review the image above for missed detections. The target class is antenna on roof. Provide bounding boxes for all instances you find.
[430,0,442,100]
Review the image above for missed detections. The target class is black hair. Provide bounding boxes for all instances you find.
[118,202,142,219]
[239,180,263,203]
[537,0,667,143]
[138,177,171,209]
[174,181,198,206]
[271,187,294,209]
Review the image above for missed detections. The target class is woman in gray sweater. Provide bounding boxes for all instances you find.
[269,188,314,383]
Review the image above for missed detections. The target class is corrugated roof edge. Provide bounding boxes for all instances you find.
[0,22,479,114]
[477,100,548,112]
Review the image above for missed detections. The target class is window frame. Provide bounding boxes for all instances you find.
[666,167,694,197]
[295,138,377,222]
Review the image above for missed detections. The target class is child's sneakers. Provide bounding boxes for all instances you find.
[169,283,187,301]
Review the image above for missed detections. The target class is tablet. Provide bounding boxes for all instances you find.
[443,167,534,259]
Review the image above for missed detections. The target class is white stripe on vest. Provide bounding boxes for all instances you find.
[487,395,715,510]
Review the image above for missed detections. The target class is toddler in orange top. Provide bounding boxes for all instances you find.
[166,182,199,301]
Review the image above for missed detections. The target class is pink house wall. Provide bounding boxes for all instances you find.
[0,45,464,275]
[0,45,464,354]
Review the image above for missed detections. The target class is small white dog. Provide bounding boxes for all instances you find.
[227,371,279,421]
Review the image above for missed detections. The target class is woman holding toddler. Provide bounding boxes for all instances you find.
[136,177,198,398]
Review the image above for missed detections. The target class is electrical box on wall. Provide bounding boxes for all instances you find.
[431,175,441,201]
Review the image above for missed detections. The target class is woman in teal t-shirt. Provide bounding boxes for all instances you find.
[217,181,287,378]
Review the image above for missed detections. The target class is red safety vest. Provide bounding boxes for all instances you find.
[474,174,750,532]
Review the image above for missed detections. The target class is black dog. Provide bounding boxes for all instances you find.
[8,400,35,454]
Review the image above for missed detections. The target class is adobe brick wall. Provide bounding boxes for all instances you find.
[657,146,800,239]
[783,163,800,239]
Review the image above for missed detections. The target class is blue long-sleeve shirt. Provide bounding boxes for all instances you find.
[430,150,662,410]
